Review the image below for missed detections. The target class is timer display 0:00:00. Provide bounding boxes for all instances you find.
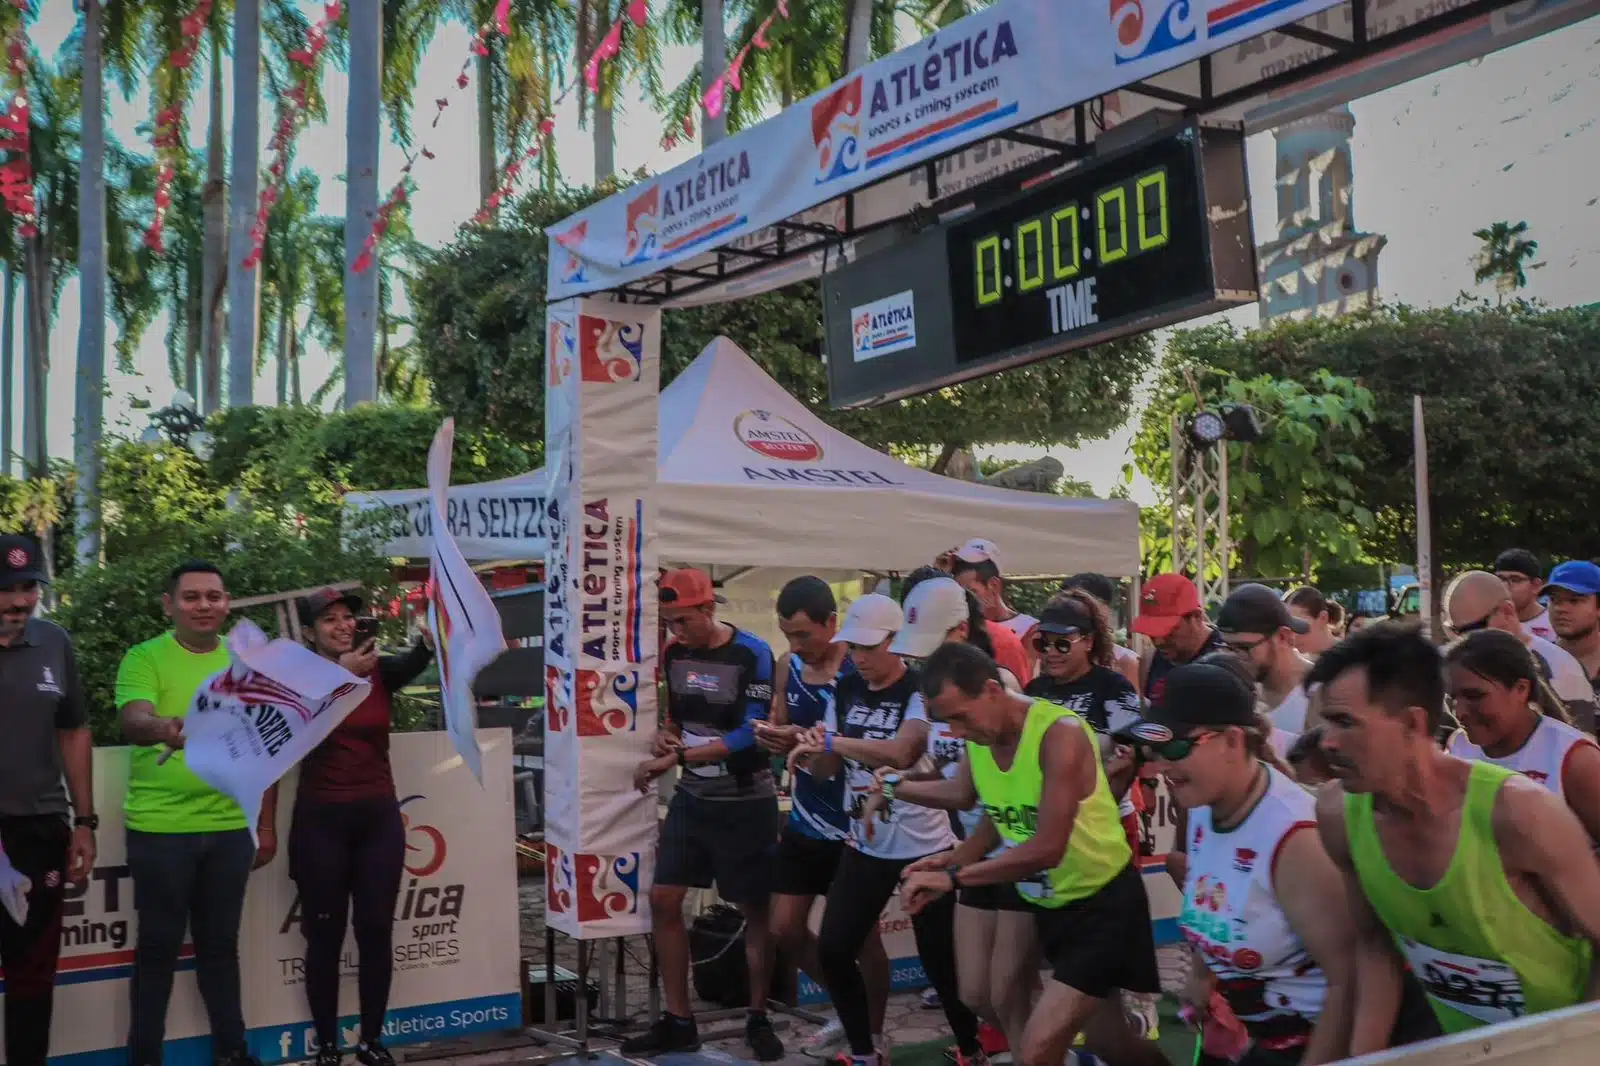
[972,165,1172,306]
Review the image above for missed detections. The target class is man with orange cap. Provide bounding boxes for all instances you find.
[1131,574,1225,707]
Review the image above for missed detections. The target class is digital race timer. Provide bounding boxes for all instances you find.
[946,124,1227,369]
[822,119,1256,409]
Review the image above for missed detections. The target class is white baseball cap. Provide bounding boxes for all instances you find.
[831,594,904,646]
[890,578,971,657]
[954,538,1002,570]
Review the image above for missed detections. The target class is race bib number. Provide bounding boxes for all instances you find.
[1398,937,1527,1024]
[994,840,1054,900]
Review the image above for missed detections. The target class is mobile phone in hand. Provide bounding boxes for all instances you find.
[353,617,380,646]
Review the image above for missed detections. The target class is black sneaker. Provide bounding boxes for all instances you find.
[620,1013,701,1056]
[217,1052,263,1066]
[354,1042,396,1066]
[314,1047,344,1066]
[746,1013,784,1063]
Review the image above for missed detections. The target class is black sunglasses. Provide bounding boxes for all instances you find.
[1031,632,1085,654]
[1134,731,1216,762]
[1450,614,1492,635]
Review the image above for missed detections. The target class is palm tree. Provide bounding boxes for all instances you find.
[1472,220,1541,302]
[226,0,262,409]
[343,0,385,408]
[257,166,344,405]
[75,0,109,564]
[1,262,14,476]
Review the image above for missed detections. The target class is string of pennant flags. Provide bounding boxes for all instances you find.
[123,0,800,271]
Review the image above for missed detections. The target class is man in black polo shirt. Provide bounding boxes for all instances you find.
[0,534,96,1066]
[628,568,783,1061]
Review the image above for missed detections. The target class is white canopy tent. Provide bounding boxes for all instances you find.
[349,337,1138,577]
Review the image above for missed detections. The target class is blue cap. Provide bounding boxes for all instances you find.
[1546,561,1600,597]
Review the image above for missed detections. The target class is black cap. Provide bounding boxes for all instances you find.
[1061,572,1116,606]
[1493,549,1542,581]
[0,534,47,585]
[1114,662,1258,742]
[1036,598,1094,636]
[298,585,365,625]
[1216,583,1308,637]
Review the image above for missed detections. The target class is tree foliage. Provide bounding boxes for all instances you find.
[1156,302,1600,574]
[1133,335,1375,580]
[410,185,1158,456]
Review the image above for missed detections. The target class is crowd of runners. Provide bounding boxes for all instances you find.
[632,543,1600,1066]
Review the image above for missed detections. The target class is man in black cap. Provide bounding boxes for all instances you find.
[1216,584,1314,735]
[0,534,96,1066]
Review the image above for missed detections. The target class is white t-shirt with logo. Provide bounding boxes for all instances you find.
[1448,716,1598,800]
[1522,608,1555,643]
[827,668,957,861]
[1182,766,1326,1031]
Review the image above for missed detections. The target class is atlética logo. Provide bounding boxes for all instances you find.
[574,669,641,736]
[811,77,863,185]
[555,221,589,285]
[578,316,645,383]
[1111,0,1199,65]
[623,186,661,266]
[398,795,447,877]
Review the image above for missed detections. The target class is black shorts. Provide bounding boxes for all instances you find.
[957,883,1037,911]
[656,789,780,905]
[774,826,846,898]
[1033,862,1160,999]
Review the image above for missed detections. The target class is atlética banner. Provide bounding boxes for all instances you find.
[426,418,509,784]
[182,620,370,839]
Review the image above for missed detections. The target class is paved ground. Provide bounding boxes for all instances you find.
[399,876,1189,1066]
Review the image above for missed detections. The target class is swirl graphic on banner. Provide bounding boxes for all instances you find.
[578,316,645,383]
[577,852,642,921]
[1111,0,1198,64]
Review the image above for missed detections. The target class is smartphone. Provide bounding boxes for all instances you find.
[353,616,380,647]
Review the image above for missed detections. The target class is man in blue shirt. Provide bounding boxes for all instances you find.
[755,577,890,1060]
[629,569,783,1061]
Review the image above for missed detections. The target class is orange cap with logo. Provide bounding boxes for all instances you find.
[1131,573,1203,639]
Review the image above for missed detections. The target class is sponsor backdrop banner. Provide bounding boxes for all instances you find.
[344,471,548,562]
[545,0,1343,299]
[3,731,520,1066]
[543,299,663,940]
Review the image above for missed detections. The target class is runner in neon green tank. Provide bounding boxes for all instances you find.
[898,642,1171,1066]
[1309,623,1600,1048]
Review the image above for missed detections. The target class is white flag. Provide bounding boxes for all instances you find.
[183,619,370,839]
[427,418,507,783]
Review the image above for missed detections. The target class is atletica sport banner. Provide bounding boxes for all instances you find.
[545,0,1345,300]
[426,418,510,784]
[183,620,370,839]
[542,299,662,940]
[5,731,520,1066]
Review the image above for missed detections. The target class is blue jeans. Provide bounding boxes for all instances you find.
[126,828,255,1066]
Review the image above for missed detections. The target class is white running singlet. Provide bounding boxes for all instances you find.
[1448,715,1598,799]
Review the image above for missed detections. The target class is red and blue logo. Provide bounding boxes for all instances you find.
[578,315,645,383]
[546,842,575,916]
[574,669,641,736]
[623,186,661,266]
[576,852,642,922]
[545,664,571,733]
[811,78,863,185]
[1111,0,1199,65]
[554,221,589,285]
[1205,0,1298,39]
[399,794,447,877]
[547,314,576,387]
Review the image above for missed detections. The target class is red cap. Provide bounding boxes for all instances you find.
[1132,573,1202,639]
[659,568,725,608]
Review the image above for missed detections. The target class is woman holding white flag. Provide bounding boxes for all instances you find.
[291,588,433,1066]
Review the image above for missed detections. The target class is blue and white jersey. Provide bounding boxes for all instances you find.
[786,654,851,840]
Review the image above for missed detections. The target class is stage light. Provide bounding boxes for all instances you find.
[1187,409,1226,448]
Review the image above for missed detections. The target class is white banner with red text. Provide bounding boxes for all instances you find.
[0,731,520,1066]
[542,299,663,939]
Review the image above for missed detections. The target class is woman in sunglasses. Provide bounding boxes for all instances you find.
[1116,662,1362,1066]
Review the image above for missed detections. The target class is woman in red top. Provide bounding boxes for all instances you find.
[291,587,433,1066]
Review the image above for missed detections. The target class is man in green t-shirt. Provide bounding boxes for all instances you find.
[117,561,277,1066]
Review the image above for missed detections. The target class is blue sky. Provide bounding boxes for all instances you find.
[16,5,1600,502]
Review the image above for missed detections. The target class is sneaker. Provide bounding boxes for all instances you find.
[313,1047,343,1066]
[801,1018,848,1059]
[746,1013,784,1063]
[875,1035,890,1063]
[218,1053,263,1066]
[921,987,942,1009]
[354,1042,396,1066]
[620,1013,702,1056]
[953,1050,990,1066]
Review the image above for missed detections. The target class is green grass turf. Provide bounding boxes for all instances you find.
[885,998,1194,1066]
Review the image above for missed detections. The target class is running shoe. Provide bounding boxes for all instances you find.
[801,1017,848,1059]
[921,987,942,1009]
[953,1048,990,1066]
[620,1013,702,1055]
[313,1047,342,1066]
[354,1042,396,1066]
[746,1013,785,1063]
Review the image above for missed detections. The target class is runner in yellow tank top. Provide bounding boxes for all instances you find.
[897,642,1172,1066]
[1308,623,1600,1049]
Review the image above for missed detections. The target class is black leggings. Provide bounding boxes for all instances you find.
[817,848,979,1057]
[290,797,407,1047]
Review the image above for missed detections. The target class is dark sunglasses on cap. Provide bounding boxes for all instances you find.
[1031,631,1086,654]
[1134,730,1219,762]
[1449,613,1493,636]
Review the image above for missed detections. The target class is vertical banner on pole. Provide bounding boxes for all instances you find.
[1413,394,1434,638]
[543,298,661,939]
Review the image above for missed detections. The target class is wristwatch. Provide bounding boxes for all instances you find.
[881,773,902,800]
[677,748,687,768]
[74,814,99,831]
[946,865,962,891]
